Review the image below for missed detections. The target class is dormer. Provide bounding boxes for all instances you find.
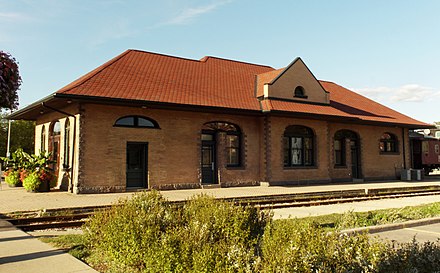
[257,58,330,105]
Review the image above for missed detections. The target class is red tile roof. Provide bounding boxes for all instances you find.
[54,49,429,127]
[57,50,273,111]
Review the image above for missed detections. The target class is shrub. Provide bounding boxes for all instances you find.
[259,219,387,273]
[378,239,440,273]
[84,191,175,272]
[83,192,440,273]
[84,192,270,273]
[175,195,270,273]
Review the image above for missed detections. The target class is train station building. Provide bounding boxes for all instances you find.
[9,49,432,193]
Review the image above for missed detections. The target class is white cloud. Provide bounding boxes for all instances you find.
[355,84,440,103]
[89,19,136,47]
[0,12,29,22]
[164,0,232,25]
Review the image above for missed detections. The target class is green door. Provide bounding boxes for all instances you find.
[201,133,217,184]
[126,142,148,188]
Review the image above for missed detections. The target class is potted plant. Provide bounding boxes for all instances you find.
[2,149,56,192]
[1,149,28,187]
[4,169,21,187]
[23,171,43,192]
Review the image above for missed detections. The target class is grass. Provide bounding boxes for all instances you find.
[297,202,440,230]
[40,234,89,260]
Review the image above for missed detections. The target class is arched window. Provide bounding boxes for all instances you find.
[283,125,314,167]
[114,116,159,128]
[63,119,71,168]
[380,133,398,153]
[202,121,242,167]
[41,125,46,152]
[49,120,61,172]
[334,130,358,166]
[294,86,307,98]
[50,121,61,136]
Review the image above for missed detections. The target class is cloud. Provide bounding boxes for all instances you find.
[164,0,232,25]
[355,84,440,103]
[89,19,137,47]
[0,12,29,22]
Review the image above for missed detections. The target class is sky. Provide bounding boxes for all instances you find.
[1,0,440,124]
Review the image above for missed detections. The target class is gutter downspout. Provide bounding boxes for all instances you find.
[402,127,407,169]
[41,102,76,193]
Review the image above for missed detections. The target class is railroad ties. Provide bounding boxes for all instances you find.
[3,185,440,231]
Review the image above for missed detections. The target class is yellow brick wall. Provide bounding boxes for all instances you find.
[33,102,412,193]
[34,104,79,192]
[268,117,331,184]
[77,104,263,192]
[328,123,407,181]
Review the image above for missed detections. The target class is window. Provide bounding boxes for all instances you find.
[114,116,159,128]
[334,130,358,167]
[41,125,46,152]
[294,86,307,98]
[51,121,61,136]
[202,121,242,167]
[226,134,240,166]
[379,133,398,153]
[49,120,61,172]
[63,119,71,168]
[334,138,344,166]
[284,125,314,167]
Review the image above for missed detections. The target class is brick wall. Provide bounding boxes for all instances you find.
[34,102,413,193]
[77,104,263,192]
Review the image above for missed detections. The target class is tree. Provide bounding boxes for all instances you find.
[0,51,22,110]
[0,113,35,158]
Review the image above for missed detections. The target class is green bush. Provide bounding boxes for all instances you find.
[4,170,20,186]
[175,195,269,273]
[83,192,440,273]
[84,191,270,273]
[22,171,41,192]
[259,219,387,273]
[378,239,440,273]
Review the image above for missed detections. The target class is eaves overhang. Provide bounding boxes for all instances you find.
[7,93,57,120]
[268,109,434,129]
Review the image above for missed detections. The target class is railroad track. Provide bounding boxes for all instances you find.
[3,186,440,231]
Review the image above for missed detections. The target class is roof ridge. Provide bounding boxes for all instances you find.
[129,49,202,63]
[318,80,335,84]
[200,55,274,69]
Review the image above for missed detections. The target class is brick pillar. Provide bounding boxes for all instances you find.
[264,116,272,183]
[216,131,226,185]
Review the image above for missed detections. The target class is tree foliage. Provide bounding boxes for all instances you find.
[0,113,35,158]
[0,51,22,110]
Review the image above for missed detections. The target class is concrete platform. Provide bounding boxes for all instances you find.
[0,219,97,273]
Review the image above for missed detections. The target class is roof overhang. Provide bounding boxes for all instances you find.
[8,93,264,120]
[9,93,434,130]
[268,109,434,129]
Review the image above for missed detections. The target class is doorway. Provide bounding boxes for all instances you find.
[201,133,217,184]
[126,142,148,188]
[350,139,362,179]
[49,121,61,173]
[335,129,362,180]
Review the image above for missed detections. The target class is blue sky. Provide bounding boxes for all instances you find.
[1,0,439,123]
